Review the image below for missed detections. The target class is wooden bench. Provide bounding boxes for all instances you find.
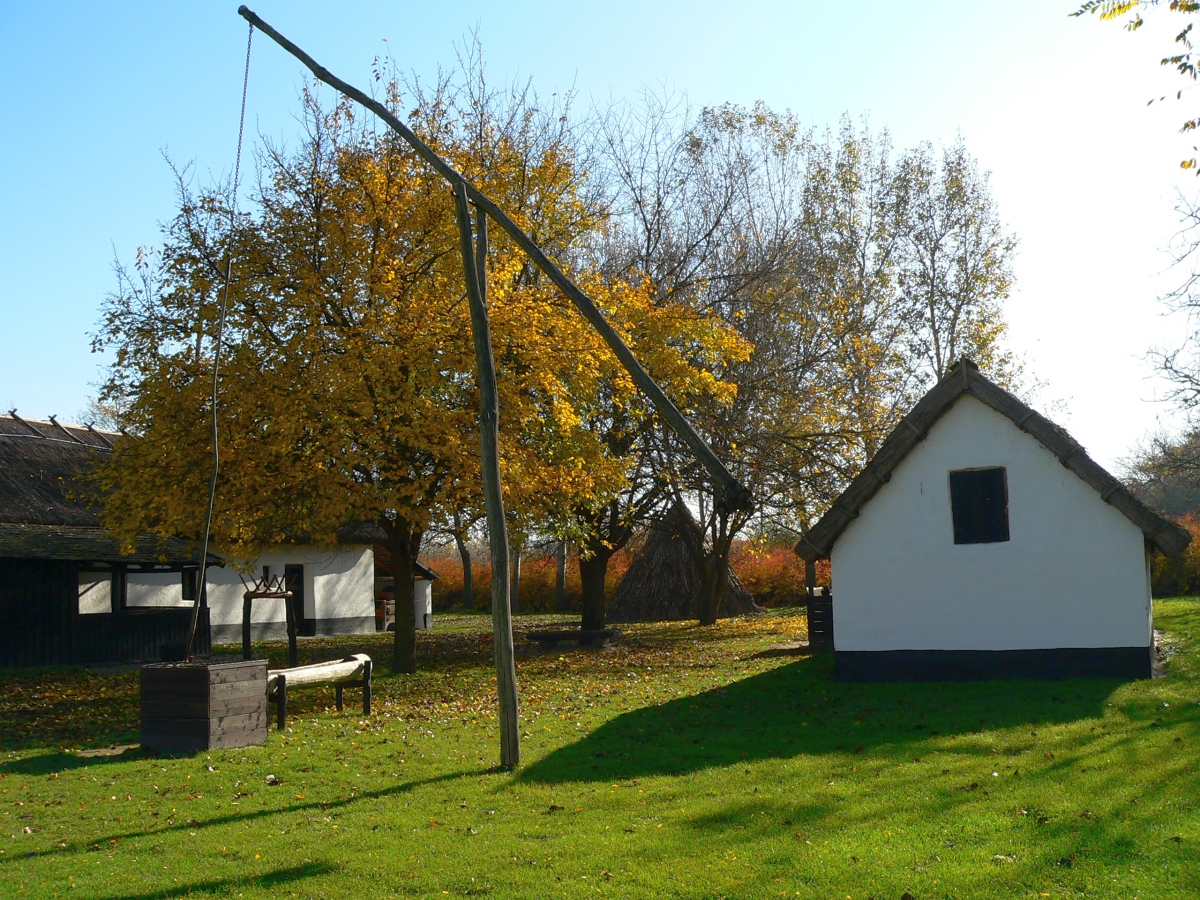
[525,627,621,650]
[266,653,372,730]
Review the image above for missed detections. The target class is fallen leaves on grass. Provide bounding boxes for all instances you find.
[0,670,139,750]
[0,612,805,751]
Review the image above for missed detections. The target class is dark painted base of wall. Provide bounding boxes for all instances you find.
[210,616,375,645]
[835,646,1152,682]
[317,616,375,637]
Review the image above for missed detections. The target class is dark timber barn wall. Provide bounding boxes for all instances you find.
[0,413,214,667]
[0,559,210,668]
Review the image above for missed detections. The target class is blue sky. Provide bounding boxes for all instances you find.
[0,1,1194,468]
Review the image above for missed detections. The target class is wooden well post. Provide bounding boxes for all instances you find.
[453,183,520,769]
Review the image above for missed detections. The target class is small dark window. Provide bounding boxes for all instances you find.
[949,467,1009,544]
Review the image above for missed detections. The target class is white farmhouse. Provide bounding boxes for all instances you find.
[795,359,1191,681]
[204,543,377,643]
[84,517,443,645]
[121,540,378,644]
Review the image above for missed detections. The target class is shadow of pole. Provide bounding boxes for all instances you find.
[95,860,338,900]
[0,767,485,867]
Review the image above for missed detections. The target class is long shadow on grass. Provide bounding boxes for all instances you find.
[96,861,338,900]
[1,746,149,775]
[522,654,1120,783]
[2,768,481,867]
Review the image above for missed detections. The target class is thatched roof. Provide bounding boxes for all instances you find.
[0,412,380,562]
[0,414,218,566]
[0,523,218,566]
[795,359,1193,562]
[0,413,118,526]
[610,525,760,623]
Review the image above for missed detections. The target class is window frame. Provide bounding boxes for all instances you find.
[948,466,1010,545]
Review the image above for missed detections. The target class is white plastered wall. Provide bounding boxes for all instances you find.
[203,544,375,634]
[830,394,1153,652]
[78,572,114,614]
[124,571,188,608]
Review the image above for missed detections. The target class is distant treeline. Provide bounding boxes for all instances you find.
[423,539,828,614]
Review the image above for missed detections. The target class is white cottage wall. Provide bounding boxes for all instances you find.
[125,571,188,608]
[311,545,375,634]
[205,544,376,644]
[831,395,1152,652]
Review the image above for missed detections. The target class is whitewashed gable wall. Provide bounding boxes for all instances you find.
[830,395,1152,652]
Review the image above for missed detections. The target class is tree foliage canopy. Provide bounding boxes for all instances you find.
[1126,428,1200,516]
[93,68,743,567]
[93,56,1015,632]
[584,98,1017,622]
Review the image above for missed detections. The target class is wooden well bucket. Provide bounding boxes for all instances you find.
[140,658,269,753]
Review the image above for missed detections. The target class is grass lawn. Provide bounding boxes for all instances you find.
[1,601,1198,899]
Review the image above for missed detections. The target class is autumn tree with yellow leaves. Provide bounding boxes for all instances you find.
[93,65,744,670]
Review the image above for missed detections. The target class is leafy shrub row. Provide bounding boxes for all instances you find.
[426,539,827,613]
[425,516,1200,609]
[729,543,829,607]
[428,548,633,614]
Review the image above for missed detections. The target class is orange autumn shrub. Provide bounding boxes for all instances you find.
[426,547,633,613]
[729,541,828,608]
[425,539,828,613]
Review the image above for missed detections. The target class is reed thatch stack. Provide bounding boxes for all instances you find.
[609,525,760,623]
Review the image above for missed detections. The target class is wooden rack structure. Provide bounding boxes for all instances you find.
[238,572,297,667]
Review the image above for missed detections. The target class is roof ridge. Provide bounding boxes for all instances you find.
[5,412,120,437]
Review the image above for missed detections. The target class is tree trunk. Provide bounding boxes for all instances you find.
[510,546,522,614]
[696,553,730,627]
[455,530,473,611]
[555,541,568,612]
[387,518,421,675]
[579,534,614,631]
[668,501,733,627]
